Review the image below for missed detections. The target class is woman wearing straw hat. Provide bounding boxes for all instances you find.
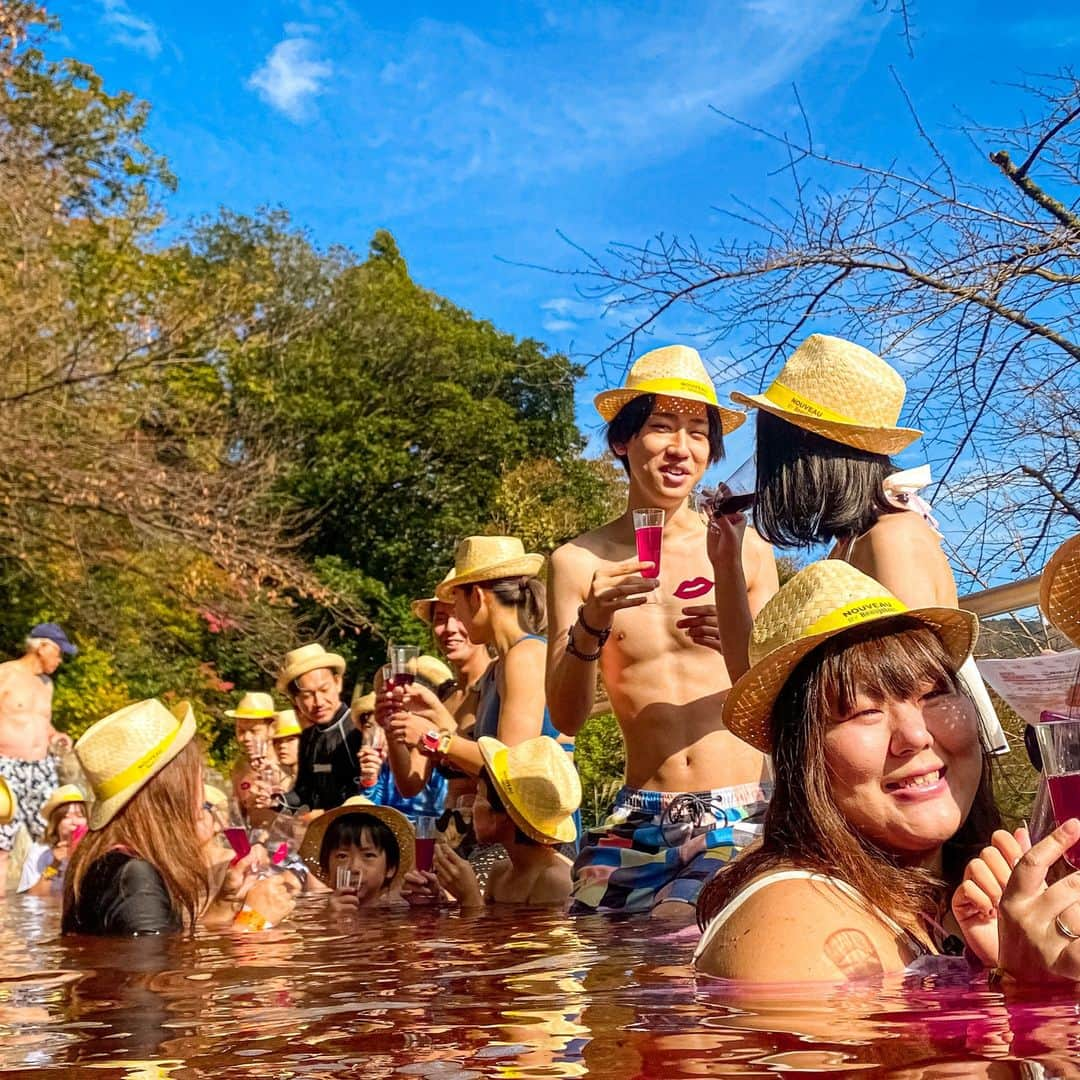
[17,783,86,896]
[383,537,564,771]
[403,735,580,908]
[63,699,299,935]
[693,560,1080,984]
[716,333,1008,752]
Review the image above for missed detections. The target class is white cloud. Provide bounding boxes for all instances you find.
[248,35,332,122]
[99,0,161,58]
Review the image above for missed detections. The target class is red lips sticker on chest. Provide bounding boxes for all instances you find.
[674,578,713,599]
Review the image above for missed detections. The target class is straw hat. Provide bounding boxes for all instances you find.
[593,344,745,435]
[723,561,978,753]
[298,796,415,885]
[270,709,302,739]
[1040,534,1080,648]
[350,686,376,717]
[276,643,346,694]
[435,537,544,601]
[40,784,86,824]
[411,570,455,624]
[477,735,581,845]
[730,334,922,455]
[225,691,277,720]
[0,775,17,826]
[75,699,198,829]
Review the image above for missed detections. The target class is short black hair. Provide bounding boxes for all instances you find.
[319,813,400,875]
[753,410,901,547]
[478,769,539,847]
[605,394,725,476]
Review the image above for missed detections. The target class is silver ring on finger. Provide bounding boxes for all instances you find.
[1054,914,1080,941]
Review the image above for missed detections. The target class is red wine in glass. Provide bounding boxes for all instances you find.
[389,672,415,689]
[635,526,663,579]
[415,837,436,872]
[1046,771,1080,869]
[709,491,756,516]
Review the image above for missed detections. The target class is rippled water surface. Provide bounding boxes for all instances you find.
[3,894,1080,1077]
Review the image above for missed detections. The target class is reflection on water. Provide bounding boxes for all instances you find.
[2,894,1080,1077]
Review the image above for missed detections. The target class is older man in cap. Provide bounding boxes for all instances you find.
[272,644,361,812]
[0,623,78,883]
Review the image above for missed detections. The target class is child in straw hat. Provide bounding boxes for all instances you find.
[402,735,580,907]
[693,560,1080,985]
[17,784,86,896]
[547,344,778,918]
[717,332,1009,753]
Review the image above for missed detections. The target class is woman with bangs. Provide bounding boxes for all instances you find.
[695,561,1080,985]
[716,333,1008,752]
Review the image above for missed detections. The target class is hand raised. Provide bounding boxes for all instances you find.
[581,557,660,629]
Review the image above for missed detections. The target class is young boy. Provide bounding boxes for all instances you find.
[299,797,415,915]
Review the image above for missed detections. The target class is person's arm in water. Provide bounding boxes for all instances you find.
[497,638,547,745]
[545,541,658,737]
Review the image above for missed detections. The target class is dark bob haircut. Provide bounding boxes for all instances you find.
[753,410,900,548]
[605,394,725,476]
[318,813,400,875]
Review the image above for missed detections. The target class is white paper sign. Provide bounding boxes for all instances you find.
[976,650,1080,726]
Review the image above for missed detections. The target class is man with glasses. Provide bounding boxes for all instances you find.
[272,644,360,812]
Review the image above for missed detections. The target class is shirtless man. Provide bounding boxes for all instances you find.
[0,623,77,883]
[546,346,778,919]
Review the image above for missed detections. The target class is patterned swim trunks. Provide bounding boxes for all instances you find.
[0,755,59,851]
[569,782,772,915]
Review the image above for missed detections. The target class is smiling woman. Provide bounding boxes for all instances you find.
[694,560,1000,981]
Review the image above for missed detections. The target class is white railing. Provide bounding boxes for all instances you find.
[959,576,1041,618]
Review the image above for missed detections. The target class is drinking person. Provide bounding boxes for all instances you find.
[0,623,78,884]
[694,560,1077,984]
[383,537,566,782]
[18,784,87,896]
[546,345,778,917]
[723,333,1007,750]
[299,797,414,915]
[227,691,285,812]
[63,699,299,936]
[275,644,361,812]
[403,735,579,908]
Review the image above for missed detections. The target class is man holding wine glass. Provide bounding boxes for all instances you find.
[273,643,361,813]
[546,344,779,920]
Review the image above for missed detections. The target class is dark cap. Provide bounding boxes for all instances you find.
[30,623,78,657]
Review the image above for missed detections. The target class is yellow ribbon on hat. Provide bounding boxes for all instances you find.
[632,376,718,403]
[94,724,185,801]
[763,380,860,425]
[803,595,908,638]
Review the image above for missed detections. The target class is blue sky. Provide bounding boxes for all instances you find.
[51,1,1080,542]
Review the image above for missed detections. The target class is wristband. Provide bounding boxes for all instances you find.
[566,623,603,662]
[576,605,612,645]
[233,905,272,931]
[437,730,453,756]
[420,729,441,756]
[42,864,59,880]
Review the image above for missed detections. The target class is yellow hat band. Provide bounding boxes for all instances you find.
[232,709,274,720]
[802,595,909,639]
[94,723,185,801]
[763,380,860,425]
[631,376,718,405]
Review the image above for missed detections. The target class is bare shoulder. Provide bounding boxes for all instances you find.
[487,858,513,901]
[532,858,572,905]
[868,510,943,548]
[696,875,910,982]
[505,635,547,667]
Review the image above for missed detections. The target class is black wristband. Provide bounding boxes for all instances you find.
[576,604,612,645]
[566,623,603,662]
